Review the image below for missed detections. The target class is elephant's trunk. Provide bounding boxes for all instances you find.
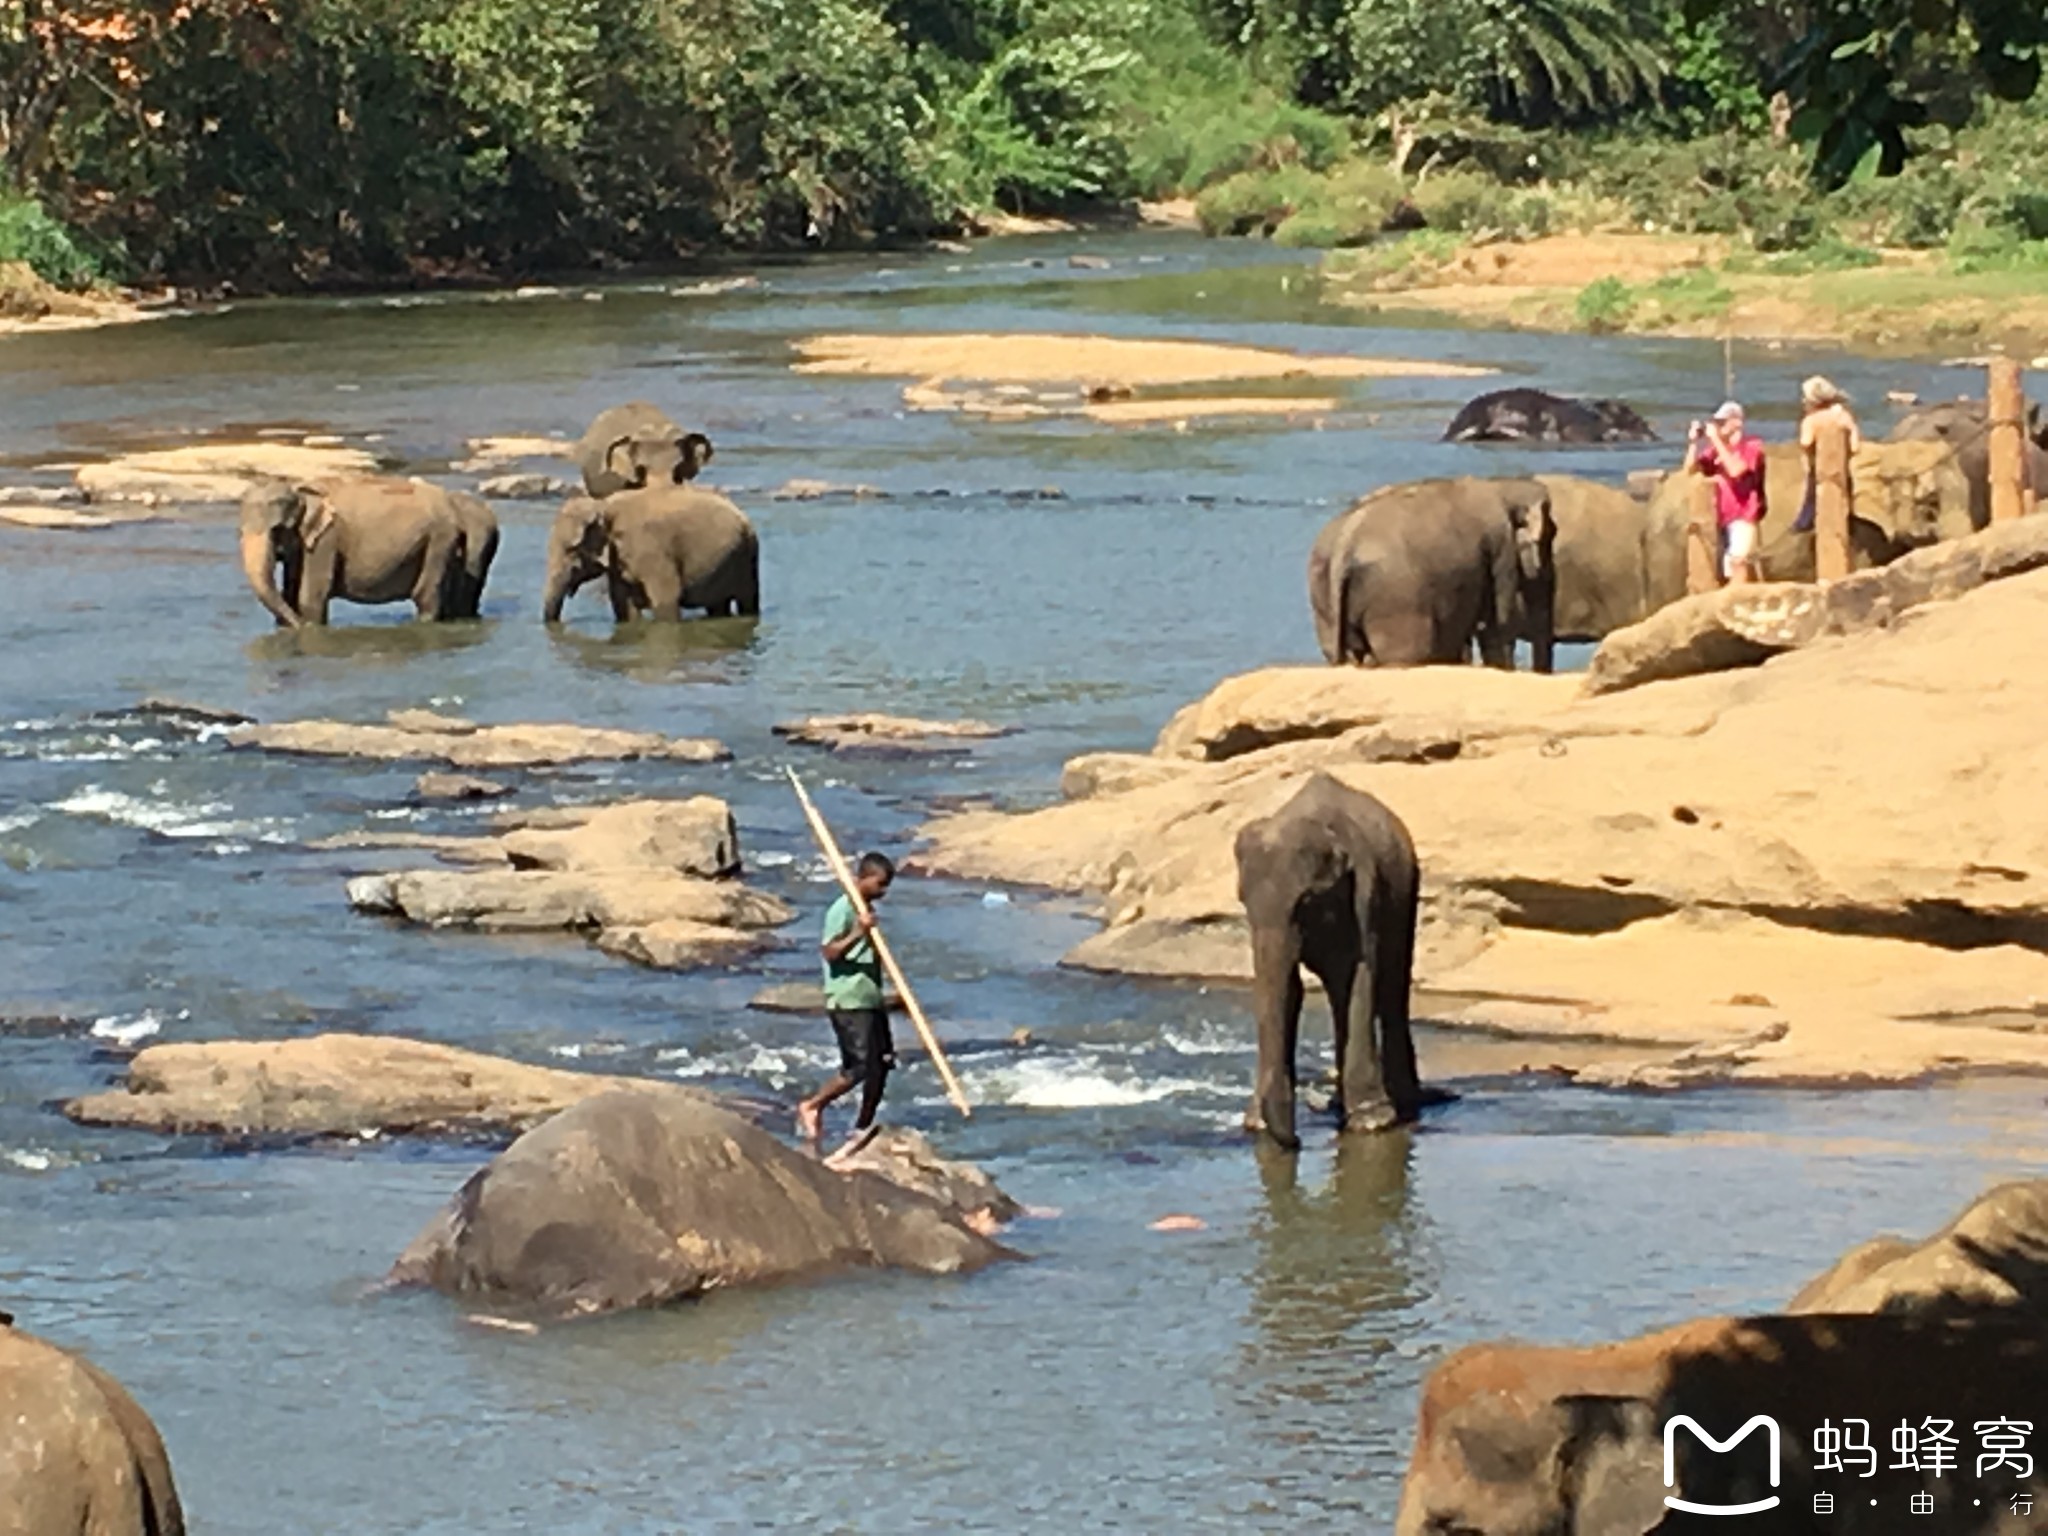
[241,526,301,628]
[541,553,574,623]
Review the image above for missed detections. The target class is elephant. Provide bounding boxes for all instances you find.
[0,1317,186,1535]
[1888,397,2048,527]
[1233,772,1422,1150]
[577,402,713,499]
[1396,1312,2048,1535]
[240,476,497,628]
[1443,388,1657,444]
[1534,475,1658,642]
[440,490,501,619]
[1309,476,1556,671]
[542,485,760,623]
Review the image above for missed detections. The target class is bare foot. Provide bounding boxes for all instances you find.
[795,1100,822,1145]
[824,1124,879,1167]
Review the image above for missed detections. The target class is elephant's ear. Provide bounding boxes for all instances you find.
[297,486,338,551]
[678,433,714,480]
[604,434,645,488]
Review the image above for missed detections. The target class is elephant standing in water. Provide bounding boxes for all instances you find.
[542,487,760,622]
[1310,476,1556,671]
[577,402,714,498]
[1234,773,1422,1150]
[239,476,496,627]
[0,1317,185,1534]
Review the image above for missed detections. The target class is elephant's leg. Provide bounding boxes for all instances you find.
[1335,890,1401,1133]
[641,566,685,622]
[1375,875,1423,1123]
[1475,623,1513,669]
[1309,949,1356,1128]
[606,570,635,622]
[410,527,457,621]
[299,546,337,626]
[1246,921,1306,1151]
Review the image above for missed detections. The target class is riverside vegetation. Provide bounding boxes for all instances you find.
[3,0,2046,309]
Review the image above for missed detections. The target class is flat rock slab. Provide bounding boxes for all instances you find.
[594,919,774,970]
[348,868,792,934]
[0,503,160,530]
[477,473,574,500]
[793,332,1494,387]
[414,771,515,802]
[385,1090,1014,1317]
[64,1033,697,1138]
[773,712,1012,754]
[75,441,381,505]
[228,718,730,768]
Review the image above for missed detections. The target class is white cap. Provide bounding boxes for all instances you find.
[1712,400,1744,421]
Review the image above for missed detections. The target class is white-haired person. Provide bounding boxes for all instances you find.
[1793,375,1860,534]
[1688,399,1767,584]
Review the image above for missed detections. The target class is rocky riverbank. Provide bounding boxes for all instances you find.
[920,557,2048,1088]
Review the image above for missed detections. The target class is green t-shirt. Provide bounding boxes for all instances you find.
[821,894,883,1009]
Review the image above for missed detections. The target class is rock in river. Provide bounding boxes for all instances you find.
[75,440,382,506]
[229,710,729,768]
[773,712,1012,754]
[63,1033,689,1139]
[413,771,515,803]
[918,560,2048,1088]
[341,795,790,969]
[0,1318,186,1536]
[1787,1178,2048,1319]
[385,1090,1015,1317]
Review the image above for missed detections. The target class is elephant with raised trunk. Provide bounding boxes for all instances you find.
[239,476,494,628]
[1234,773,1422,1150]
[1310,476,1556,671]
[1443,387,1657,444]
[578,402,713,499]
[542,486,760,623]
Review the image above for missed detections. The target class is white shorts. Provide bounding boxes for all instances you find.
[1722,519,1759,577]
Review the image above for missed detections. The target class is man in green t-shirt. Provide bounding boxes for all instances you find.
[796,851,896,1149]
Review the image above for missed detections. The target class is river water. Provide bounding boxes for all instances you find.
[2,233,2042,1532]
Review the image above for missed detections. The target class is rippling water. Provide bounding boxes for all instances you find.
[2,233,2041,1532]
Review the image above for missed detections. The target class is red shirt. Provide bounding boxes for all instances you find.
[1693,432,1767,526]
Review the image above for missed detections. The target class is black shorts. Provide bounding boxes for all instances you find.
[829,1008,895,1080]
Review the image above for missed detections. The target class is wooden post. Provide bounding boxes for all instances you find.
[1988,357,2026,523]
[1685,472,1721,595]
[1813,414,1853,581]
[786,769,972,1119]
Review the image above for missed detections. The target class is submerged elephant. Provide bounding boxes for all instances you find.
[1309,475,1556,671]
[1233,773,1422,1150]
[239,476,494,628]
[577,402,713,499]
[1889,397,2048,527]
[0,1317,185,1535]
[385,1089,1011,1316]
[542,486,760,622]
[1443,388,1657,444]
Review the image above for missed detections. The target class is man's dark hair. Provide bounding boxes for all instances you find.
[857,851,896,883]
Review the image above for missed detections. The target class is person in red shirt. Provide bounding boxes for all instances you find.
[1689,399,1767,585]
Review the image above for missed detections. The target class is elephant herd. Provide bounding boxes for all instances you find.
[239,402,761,628]
[1312,390,2048,670]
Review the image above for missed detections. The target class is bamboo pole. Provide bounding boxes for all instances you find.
[1989,357,2027,524]
[1813,413,1853,581]
[786,768,971,1119]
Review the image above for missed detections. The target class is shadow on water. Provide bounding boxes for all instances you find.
[243,619,498,666]
[545,616,760,682]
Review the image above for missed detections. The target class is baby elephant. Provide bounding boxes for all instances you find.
[1234,773,1422,1150]
[542,486,760,622]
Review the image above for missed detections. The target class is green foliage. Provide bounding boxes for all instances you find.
[1573,274,1636,331]
[0,194,106,288]
[1752,235,1882,273]
[1408,169,1551,238]
[1636,266,1731,323]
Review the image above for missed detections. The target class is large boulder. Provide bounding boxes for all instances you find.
[1788,1179,2048,1319]
[229,712,729,768]
[1587,513,2048,694]
[1396,1312,2048,1535]
[63,1034,701,1138]
[347,867,789,934]
[75,441,381,506]
[919,563,2048,1084]
[385,1090,1015,1316]
[0,1320,185,1536]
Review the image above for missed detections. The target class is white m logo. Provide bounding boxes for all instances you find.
[1663,1415,1783,1516]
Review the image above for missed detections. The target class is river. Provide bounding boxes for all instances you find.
[2,231,2042,1532]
